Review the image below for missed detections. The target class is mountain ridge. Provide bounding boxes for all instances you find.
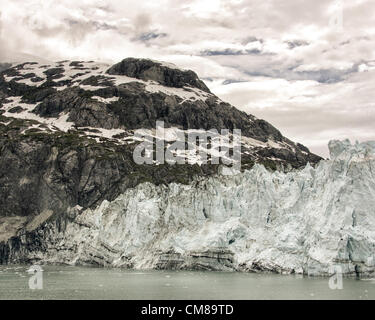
[0,57,323,267]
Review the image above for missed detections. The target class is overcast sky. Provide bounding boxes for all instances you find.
[0,0,374,157]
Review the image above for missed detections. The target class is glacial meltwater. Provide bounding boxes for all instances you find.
[0,265,374,300]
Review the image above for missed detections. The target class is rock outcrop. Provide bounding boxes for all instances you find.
[107,58,211,93]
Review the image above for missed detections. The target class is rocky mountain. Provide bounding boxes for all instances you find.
[0,58,323,270]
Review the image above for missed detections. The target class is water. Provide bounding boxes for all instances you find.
[0,265,374,300]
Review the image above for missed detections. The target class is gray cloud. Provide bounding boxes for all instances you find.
[200,49,262,56]
[205,54,363,84]
[285,40,309,49]
[133,31,168,42]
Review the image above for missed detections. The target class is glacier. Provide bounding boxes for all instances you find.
[8,139,375,276]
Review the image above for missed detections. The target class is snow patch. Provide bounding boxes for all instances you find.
[2,96,74,132]
[91,96,120,104]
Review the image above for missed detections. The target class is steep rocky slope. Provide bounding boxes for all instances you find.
[0,58,320,217]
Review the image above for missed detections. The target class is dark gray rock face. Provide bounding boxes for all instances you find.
[31,84,286,143]
[0,59,321,168]
[32,87,121,129]
[0,121,215,218]
[107,58,211,93]
[0,58,323,266]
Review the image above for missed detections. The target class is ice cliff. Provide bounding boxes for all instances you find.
[4,139,374,276]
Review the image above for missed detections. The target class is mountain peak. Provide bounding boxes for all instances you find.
[0,57,321,172]
[107,58,211,93]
